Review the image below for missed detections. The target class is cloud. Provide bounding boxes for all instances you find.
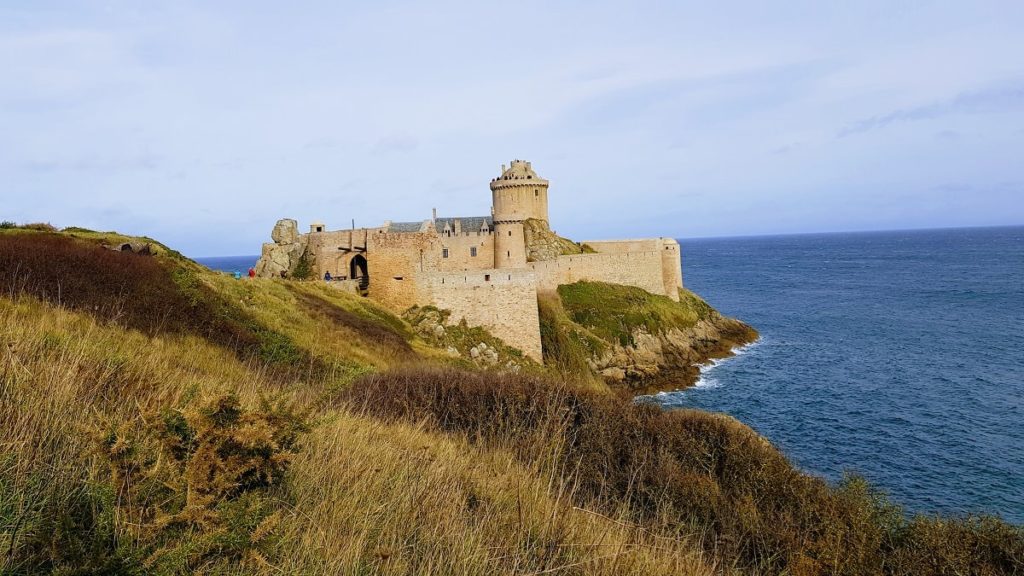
[839,80,1024,137]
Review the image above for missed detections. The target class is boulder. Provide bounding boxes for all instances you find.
[254,219,309,278]
[271,218,299,244]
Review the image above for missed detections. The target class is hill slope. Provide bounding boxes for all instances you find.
[1,227,1020,575]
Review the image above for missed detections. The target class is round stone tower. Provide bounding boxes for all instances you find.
[490,160,549,268]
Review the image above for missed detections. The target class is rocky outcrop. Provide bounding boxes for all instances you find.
[540,282,758,393]
[103,241,154,255]
[590,313,757,392]
[255,219,308,278]
[404,305,527,372]
[271,218,300,244]
[523,218,593,262]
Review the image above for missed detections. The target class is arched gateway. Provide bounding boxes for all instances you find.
[350,254,369,290]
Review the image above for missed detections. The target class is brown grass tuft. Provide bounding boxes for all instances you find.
[342,366,1024,575]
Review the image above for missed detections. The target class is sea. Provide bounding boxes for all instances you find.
[194,255,260,275]
[195,226,1024,523]
[651,226,1024,523]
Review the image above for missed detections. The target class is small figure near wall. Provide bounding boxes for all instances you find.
[324,271,332,282]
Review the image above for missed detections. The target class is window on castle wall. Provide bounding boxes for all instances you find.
[508,231,512,236]
[485,274,490,281]
[470,247,477,257]
[534,190,538,197]
[442,248,449,258]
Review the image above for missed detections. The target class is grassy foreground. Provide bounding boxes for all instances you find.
[1,227,1022,575]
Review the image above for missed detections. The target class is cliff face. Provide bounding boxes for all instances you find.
[539,281,758,392]
[589,313,757,392]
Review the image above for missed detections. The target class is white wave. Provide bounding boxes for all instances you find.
[691,336,763,391]
[694,375,720,389]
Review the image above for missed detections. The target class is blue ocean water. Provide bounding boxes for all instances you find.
[652,226,1024,523]
[194,255,260,274]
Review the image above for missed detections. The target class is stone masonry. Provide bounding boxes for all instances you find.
[255,160,684,362]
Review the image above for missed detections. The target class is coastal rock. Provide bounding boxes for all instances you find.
[271,218,300,244]
[590,314,758,392]
[255,241,305,278]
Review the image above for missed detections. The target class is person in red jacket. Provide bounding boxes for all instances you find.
[247,267,256,278]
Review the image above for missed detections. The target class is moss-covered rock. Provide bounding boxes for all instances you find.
[542,281,758,392]
[523,218,595,262]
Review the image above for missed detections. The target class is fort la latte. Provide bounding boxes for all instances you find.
[255,160,683,361]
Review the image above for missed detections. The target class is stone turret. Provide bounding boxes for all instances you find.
[490,160,548,268]
[490,160,549,223]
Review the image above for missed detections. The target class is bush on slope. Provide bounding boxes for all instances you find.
[343,367,1024,576]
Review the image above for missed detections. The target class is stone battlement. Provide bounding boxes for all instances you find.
[255,160,683,361]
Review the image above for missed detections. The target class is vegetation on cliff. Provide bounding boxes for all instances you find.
[541,281,759,389]
[523,218,595,262]
[1,227,1021,575]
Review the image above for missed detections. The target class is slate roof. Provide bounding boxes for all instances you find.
[386,221,428,233]
[435,216,493,232]
[385,216,493,234]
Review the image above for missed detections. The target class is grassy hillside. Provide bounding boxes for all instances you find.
[541,281,759,390]
[1,228,1021,575]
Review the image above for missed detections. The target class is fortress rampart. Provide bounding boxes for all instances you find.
[530,250,673,299]
[255,159,684,363]
[416,269,542,361]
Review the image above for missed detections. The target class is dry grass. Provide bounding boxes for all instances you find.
[279,414,714,575]
[342,367,1024,576]
[0,297,717,574]
[2,231,1021,575]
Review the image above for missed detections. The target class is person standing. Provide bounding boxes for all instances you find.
[324,271,333,282]
[248,267,256,278]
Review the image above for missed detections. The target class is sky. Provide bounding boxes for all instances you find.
[2,1,1023,256]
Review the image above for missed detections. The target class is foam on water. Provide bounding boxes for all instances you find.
[692,338,763,391]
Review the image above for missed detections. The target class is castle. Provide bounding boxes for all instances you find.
[255,160,683,361]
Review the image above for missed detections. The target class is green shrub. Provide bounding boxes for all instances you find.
[291,252,312,280]
[537,291,605,381]
[102,392,309,573]
[0,220,16,229]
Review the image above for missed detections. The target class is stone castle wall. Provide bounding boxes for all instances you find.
[530,249,678,301]
[436,231,495,271]
[579,238,683,299]
[416,269,542,361]
[307,228,378,280]
[365,231,438,311]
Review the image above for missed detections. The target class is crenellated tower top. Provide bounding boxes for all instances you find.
[489,159,549,223]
